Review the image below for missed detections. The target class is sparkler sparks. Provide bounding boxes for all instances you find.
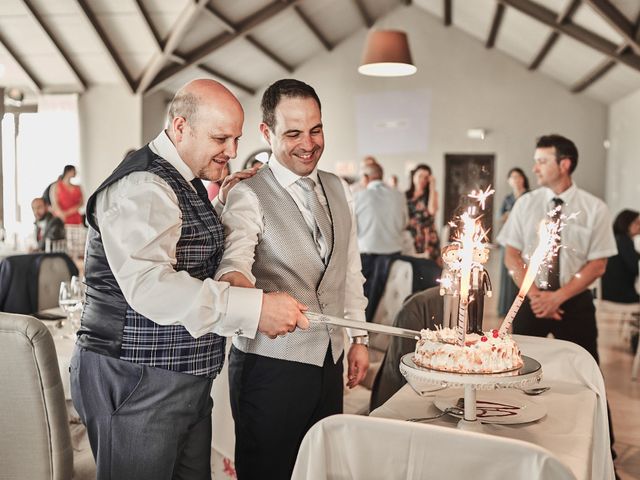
[468,185,495,210]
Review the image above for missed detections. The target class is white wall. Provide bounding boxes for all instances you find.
[606,87,640,219]
[79,85,142,197]
[142,89,170,145]
[234,5,608,228]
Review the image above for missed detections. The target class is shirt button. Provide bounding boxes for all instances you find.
[235,328,243,336]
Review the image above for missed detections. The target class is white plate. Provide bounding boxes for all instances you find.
[434,389,547,425]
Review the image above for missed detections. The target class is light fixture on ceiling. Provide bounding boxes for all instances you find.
[467,128,487,140]
[358,30,416,77]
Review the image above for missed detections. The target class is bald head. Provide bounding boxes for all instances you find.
[168,79,243,128]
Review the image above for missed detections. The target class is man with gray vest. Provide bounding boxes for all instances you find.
[71,79,309,480]
[216,79,369,479]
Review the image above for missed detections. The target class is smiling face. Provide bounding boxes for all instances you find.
[260,96,324,177]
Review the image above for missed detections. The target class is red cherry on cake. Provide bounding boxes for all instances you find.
[481,336,488,342]
[492,330,499,338]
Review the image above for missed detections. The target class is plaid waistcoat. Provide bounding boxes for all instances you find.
[79,147,225,378]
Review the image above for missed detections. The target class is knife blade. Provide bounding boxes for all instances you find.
[305,312,421,340]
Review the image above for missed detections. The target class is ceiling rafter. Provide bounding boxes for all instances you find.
[77,0,136,93]
[584,0,640,55]
[22,0,87,91]
[353,0,373,28]
[500,0,640,73]
[528,0,581,71]
[132,0,164,51]
[196,64,255,95]
[570,11,640,93]
[203,5,294,73]
[146,0,300,94]
[444,0,452,27]
[294,5,333,51]
[0,34,42,92]
[136,0,209,94]
[486,3,505,48]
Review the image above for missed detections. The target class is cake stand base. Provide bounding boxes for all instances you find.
[457,418,485,432]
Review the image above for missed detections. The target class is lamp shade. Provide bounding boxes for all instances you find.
[358,30,416,77]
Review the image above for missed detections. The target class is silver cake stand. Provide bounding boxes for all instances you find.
[400,354,543,432]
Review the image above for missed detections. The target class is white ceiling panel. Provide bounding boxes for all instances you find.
[29,0,78,15]
[21,54,78,85]
[453,0,496,44]
[496,7,553,65]
[0,15,57,55]
[210,0,269,25]
[95,13,157,54]
[608,0,640,23]
[533,0,570,17]
[0,51,33,88]
[43,11,114,54]
[175,15,227,54]
[539,35,608,86]
[251,8,326,67]
[573,4,625,45]
[413,0,443,19]
[0,0,26,16]
[87,0,137,15]
[69,53,122,84]
[298,0,360,45]
[584,63,640,104]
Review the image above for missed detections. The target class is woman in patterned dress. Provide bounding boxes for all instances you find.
[406,164,441,263]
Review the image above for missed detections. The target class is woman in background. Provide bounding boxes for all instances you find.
[498,167,530,316]
[602,209,640,303]
[54,165,84,225]
[406,164,440,262]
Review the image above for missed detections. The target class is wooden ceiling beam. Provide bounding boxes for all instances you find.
[196,64,255,95]
[353,0,373,28]
[132,0,164,51]
[22,0,87,91]
[486,3,505,48]
[584,0,640,55]
[500,0,640,73]
[146,0,299,94]
[0,34,42,92]
[294,5,332,51]
[137,0,209,94]
[528,0,580,70]
[443,0,452,27]
[77,0,135,92]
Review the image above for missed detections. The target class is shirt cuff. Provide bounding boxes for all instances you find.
[226,286,262,339]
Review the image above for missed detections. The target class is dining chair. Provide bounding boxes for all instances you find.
[291,414,575,480]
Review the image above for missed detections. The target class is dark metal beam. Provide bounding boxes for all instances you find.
[584,0,640,55]
[196,64,255,95]
[146,0,299,93]
[500,0,640,72]
[444,0,452,26]
[245,35,294,72]
[22,0,88,90]
[570,59,616,92]
[77,0,135,92]
[137,0,209,94]
[0,34,42,92]
[486,3,505,48]
[528,0,580,71]
[204,5,236,33]
[294,5,332,51]
[133,0,164,50]
[353,0,373,28]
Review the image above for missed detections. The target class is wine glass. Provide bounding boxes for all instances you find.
[59,280,83,337]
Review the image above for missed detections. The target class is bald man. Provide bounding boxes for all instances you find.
[71,79,309,480]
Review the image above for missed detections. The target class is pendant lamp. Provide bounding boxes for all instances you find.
[358,30,416,77]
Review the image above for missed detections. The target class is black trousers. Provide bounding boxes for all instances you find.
[513,290,599,363]
[228,345,343,480]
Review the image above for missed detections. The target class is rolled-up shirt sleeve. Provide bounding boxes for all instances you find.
[96,171,262,339]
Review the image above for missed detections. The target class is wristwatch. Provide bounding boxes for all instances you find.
[350,336,369,347]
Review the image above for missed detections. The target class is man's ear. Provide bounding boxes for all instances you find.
[259,123,272,145]
[172,116,187,141]
[559,157,571,174]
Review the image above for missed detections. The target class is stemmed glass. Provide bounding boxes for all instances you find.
[58,277,83,337]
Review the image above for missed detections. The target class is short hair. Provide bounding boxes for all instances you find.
[261,79,321,131]
[613,209,639,236]
[31,197,45,206]
[168,91,199,126]
[536,134,578,173]
[363,163,383,180]
[507,167,530,191]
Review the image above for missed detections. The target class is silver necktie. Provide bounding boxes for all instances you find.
[296,177,334,256]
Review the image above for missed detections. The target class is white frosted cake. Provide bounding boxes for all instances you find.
[414,327,523,374]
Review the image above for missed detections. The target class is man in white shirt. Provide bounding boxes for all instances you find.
[216,79,369,480]
[498,134,617,362]
[354,162,409,321]
[71,79,309,480]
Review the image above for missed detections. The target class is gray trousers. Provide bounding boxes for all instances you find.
[70,347,214,480]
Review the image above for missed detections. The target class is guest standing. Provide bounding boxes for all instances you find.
[497,167,530,316]
[54,165,84,225]
[601,209,640,304]
[406,164,440,262]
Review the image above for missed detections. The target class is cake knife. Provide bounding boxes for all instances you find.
[305,312,421,340]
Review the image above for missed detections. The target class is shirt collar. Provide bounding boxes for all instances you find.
[267,154,319,188]
[367,180,384,189]
[148,130,195,183]
[543,182,577,204]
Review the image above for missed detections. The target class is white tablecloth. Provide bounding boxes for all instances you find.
[370,335,614,480]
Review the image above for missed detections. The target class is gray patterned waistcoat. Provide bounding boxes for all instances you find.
[232,166,350,366]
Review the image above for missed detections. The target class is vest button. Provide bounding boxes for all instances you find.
[235,328,243,336]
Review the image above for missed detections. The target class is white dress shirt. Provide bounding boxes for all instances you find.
[497,183,617,287]
[216,155,368,332]
[93,131,262,339]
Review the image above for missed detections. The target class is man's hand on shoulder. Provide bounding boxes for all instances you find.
[218,165,260,204]
[259,292,309,338]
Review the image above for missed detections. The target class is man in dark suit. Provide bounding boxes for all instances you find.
[31,197,65,252]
